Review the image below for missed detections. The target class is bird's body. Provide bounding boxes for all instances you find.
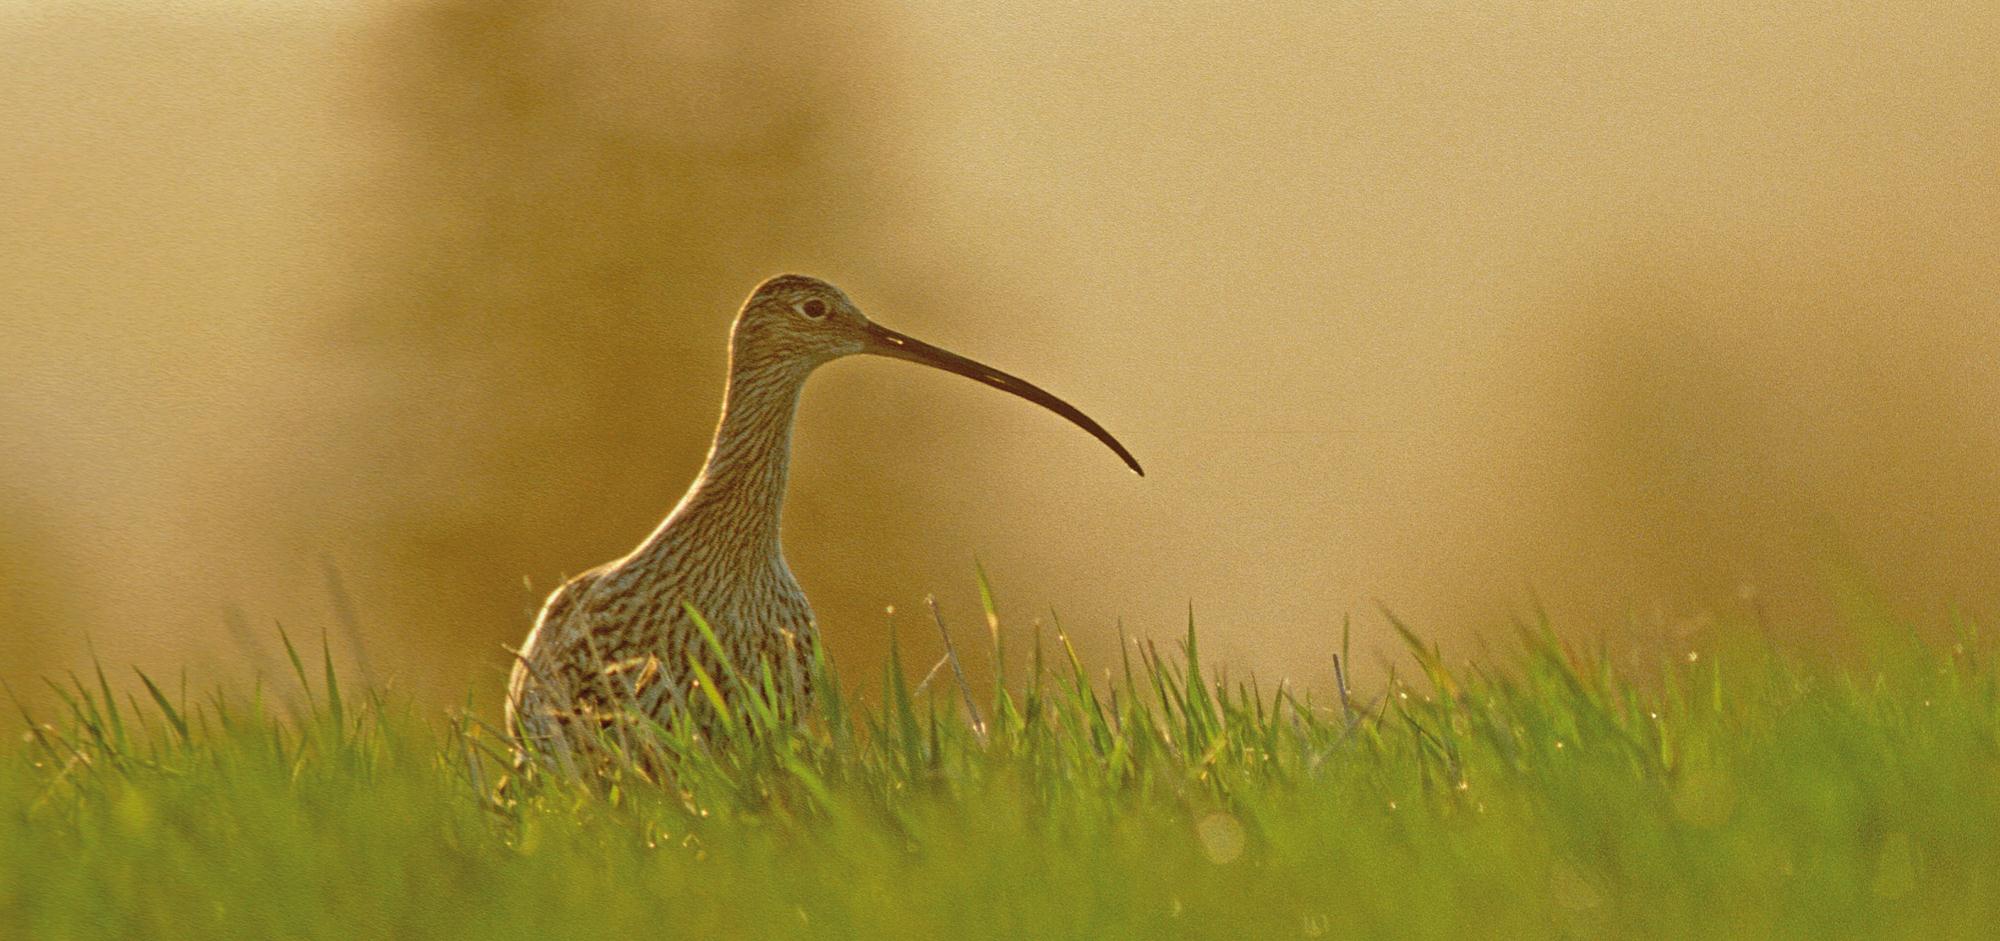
[507,275,1139,761]
[508,313,820,752]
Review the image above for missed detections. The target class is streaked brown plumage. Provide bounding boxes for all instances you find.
[506,275,1140,760]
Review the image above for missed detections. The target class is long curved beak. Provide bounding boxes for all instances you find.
[862,321,1144,476]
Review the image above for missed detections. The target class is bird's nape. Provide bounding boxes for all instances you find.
[859,320,1144,476]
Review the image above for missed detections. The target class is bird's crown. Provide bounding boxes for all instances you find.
[748,274,839,304]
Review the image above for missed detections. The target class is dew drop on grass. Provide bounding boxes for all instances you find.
[115,790,154,833]
[1550,863,1603,911]
[1671,766,1737,829]
[1873,832,1918,899]
[1196,811,1244,864]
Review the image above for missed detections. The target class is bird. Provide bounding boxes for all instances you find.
[506,274,1140,763]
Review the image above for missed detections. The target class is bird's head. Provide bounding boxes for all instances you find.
[731,274,1143,475]
[733,274,873,365]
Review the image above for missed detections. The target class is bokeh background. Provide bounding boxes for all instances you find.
[4,2,1996,708]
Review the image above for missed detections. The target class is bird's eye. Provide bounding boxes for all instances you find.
[800,299,827,319]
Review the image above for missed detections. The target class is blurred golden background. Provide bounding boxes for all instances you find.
[3,2,1996,706]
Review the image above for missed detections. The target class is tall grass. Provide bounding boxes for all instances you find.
[6,588,1999,938]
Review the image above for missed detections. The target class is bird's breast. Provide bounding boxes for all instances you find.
[609,551,810,635]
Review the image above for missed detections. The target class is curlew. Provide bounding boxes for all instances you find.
[507,275,1140,760]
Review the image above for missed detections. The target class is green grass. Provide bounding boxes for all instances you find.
[7,591,2000,939]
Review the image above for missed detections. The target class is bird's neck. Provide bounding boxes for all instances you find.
[635,358,812,568]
